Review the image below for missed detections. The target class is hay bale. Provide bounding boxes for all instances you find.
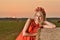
[36,28,60,40]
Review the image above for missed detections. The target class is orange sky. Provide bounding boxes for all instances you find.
[0,0,60,18]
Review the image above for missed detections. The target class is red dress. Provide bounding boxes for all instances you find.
[16,19,40,40]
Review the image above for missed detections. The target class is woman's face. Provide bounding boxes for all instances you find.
[34,11,44,24]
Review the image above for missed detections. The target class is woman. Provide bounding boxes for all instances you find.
[16,7,56,40]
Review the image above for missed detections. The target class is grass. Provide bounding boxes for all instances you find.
[0,19,60,40]
[0,20,26,40]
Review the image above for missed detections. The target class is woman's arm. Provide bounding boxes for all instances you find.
[43,21,56,28]
[23,18,37,36]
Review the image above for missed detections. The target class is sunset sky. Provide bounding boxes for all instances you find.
[0,0,60,18]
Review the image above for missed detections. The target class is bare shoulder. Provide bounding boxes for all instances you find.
[26,18,31,22]
[26,18,34,22]
[23,18,31,29]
